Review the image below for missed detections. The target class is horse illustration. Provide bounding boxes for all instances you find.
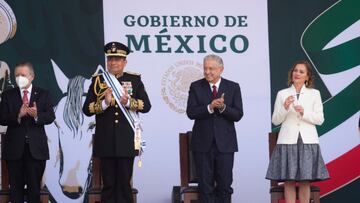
[44,59,97,203]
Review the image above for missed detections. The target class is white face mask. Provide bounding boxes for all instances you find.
[15,76,30,89]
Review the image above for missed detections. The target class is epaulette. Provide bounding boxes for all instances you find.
[125,71,141,76]
[92,72,103,77]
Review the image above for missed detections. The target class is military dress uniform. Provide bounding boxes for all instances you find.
[83,72,151,157]
[82,42,151,203]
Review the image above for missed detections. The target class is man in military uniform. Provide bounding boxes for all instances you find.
[83,42,151,203]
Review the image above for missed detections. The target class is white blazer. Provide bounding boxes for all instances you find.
[272,85,324,144]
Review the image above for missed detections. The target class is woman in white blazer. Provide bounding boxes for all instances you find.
[266,60,329,203]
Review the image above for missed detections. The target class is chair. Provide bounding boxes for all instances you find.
[86,156,102,203]
[86,156,138,203]
[268,132,320,203]
[0,133,49,203]
[179,131,199,203]
[171,186,181,203]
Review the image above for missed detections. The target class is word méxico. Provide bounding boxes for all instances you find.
[126,31,249,53]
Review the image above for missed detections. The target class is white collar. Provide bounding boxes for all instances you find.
[19,84,33,103]
[290,84,307,94]
[209,78,221,89]
[20,84,33,94]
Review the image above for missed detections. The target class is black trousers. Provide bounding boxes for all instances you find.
[100,157,134,203]
[194,143,234,203]
[6,143,46,203]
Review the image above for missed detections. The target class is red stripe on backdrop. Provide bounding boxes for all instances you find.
[314,144,360,196]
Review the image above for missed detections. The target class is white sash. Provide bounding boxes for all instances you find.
[99,67,144,166]
[99,67,141,132]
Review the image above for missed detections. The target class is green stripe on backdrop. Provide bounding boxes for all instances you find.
[318,78,359,135]
[268,0,360,136]
[321,177,360,202]
[267,0,335,119]
[268,0,336,134]
[268,0,359,202]
[302,0,360,135]
[302,0,360,74]
[0,0,105,104]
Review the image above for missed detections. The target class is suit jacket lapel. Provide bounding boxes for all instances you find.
[29,86,39,107]
[201,79,212,102]
[298,86,309,104]
[217,78,227,98]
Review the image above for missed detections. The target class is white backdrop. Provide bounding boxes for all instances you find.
[103,0,271,202]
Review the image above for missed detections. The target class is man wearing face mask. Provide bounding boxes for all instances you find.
[0,61,55,203]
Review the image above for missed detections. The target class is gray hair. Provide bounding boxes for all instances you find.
[203,54,224,67]
[63,75,86,138]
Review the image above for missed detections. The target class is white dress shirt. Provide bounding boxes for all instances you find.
[19,84,33,103]
[207,78,226,113]
[18,84,37,123]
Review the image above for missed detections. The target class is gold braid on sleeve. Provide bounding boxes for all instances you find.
[88,99,104,114]
[130,98,144,111]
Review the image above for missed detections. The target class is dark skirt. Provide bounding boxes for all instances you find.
[266,135,329,182]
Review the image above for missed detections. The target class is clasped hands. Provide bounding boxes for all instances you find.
[210,94,225,111]
[104,87,130,106]
[284,95,303,116]
[18,102,38,119]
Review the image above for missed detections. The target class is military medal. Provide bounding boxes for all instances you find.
[121,81,133,95]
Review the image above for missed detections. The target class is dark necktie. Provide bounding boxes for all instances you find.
[22,90,29,104]
[212,85,217,99]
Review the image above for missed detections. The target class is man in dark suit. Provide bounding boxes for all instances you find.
[83,42,151,203]
[0,61,55,203]
[186,54,243,203]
